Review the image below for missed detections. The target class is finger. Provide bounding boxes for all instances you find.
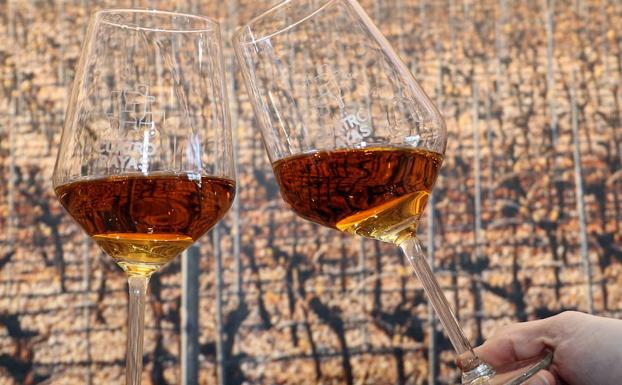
[524,370,556,385]
[473,318,557,368]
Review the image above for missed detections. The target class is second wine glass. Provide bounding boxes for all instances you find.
[53,10,235,385]
[233,0,551,383]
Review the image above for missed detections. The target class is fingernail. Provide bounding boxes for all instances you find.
[530,374,550,385]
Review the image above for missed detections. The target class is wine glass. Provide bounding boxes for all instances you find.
[233,0,551,383]
[53,10,235,385]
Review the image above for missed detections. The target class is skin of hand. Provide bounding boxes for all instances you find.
[473,311,622,385]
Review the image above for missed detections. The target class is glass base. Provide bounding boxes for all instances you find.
[462,351,553,385]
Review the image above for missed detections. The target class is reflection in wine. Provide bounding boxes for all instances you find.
[273,146,442,245]
[55,173,236,276]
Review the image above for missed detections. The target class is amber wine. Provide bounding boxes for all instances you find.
[272,147,442,244]
[91,233,194,276]
[55,173,236,276]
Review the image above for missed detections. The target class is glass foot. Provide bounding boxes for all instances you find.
[462,351,553,385]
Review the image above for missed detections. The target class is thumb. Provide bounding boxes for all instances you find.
[473,317,558,368]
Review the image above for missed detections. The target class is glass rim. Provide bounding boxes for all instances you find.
[95,9,219,33]
[233,0,336,45]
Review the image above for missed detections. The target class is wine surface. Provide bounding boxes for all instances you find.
[55,173,236,276]
[273,147,442,244]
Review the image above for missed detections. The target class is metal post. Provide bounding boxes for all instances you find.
[570,76,594,314]
[214,226,226,385]
[225,0,243,302]
[544,0,558,147]
[83,235,92,385]
[427,192,437,385]
[472,83,485,342]
[495,0,508,99]
[599,0,609,80]
[449,0,457,79]
[181,245,200,385]
[6,0,18,298]
[472,84,482,261]
[485,94,495,202]
[358,238,368,348]
[427,21,444,382]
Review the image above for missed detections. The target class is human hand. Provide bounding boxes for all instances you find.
[474,311,622,385]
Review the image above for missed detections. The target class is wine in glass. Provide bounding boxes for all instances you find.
[53,10,235,385]
[233,0,551,383]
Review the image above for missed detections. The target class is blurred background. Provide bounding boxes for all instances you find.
[1,0,621,384]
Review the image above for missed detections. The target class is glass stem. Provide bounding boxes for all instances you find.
[126,275,149,385]
[399,237,485,374]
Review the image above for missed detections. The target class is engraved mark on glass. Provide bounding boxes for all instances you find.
[100,84,163,173]
[107,84,162,134]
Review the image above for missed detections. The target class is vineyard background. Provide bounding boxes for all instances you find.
[1,0,622,384]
